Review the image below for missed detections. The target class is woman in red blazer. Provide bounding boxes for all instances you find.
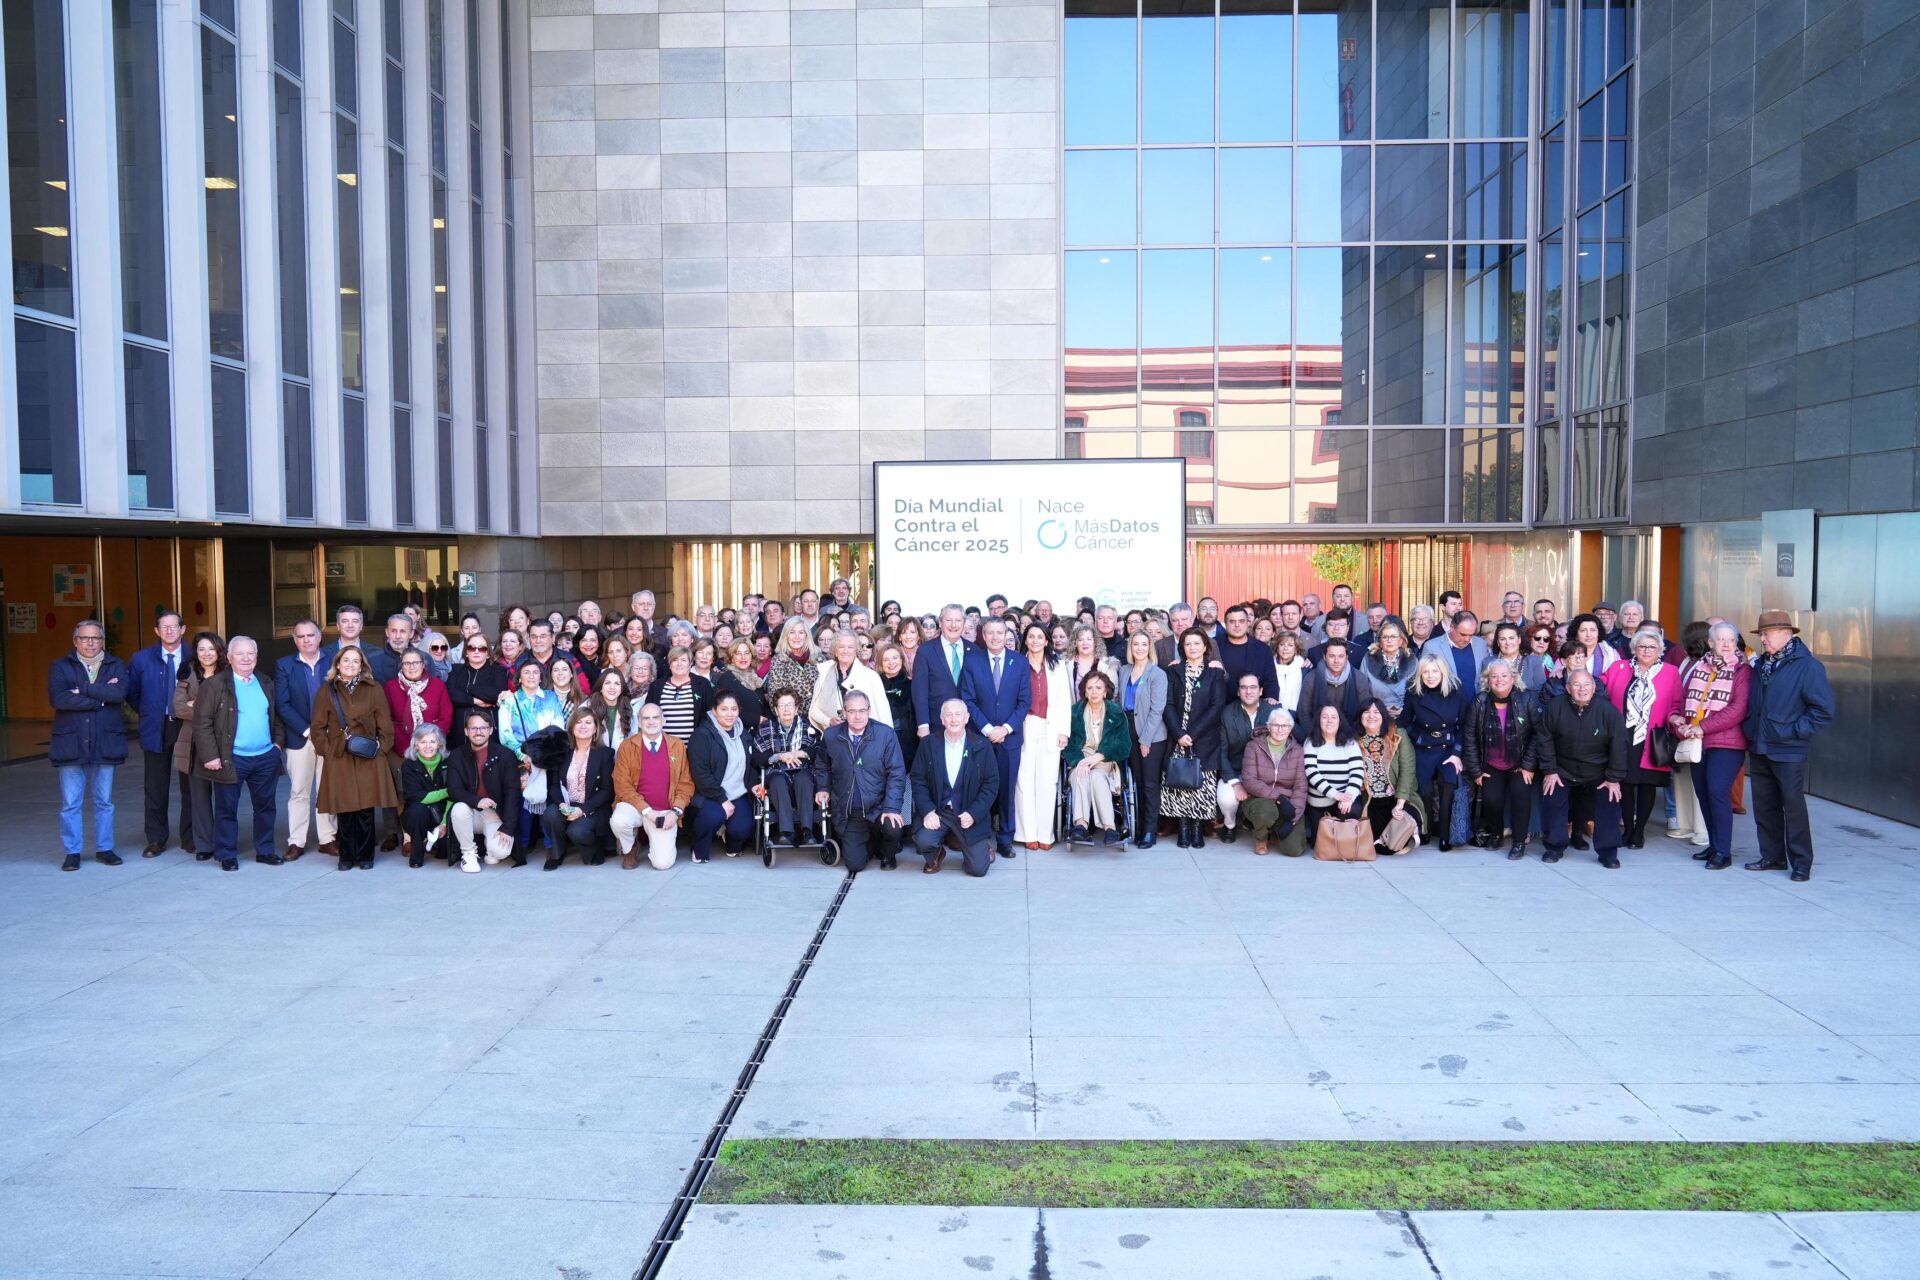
[1601,631,1684,849]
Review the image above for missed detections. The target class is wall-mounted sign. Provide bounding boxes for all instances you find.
[326,561,347,580]
[1760,508,1817,613]
[457,571,478,597]
[52,564,93,607]
[8,603,38,634]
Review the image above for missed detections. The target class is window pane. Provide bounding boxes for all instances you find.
[1142,8,1213,144]
[1449,244,1525,425]
[1602,193,1629,404]
[1372,429,1447,523]
[1065,151,1134,247]
[1296,146,1369,241]
[1065,249,1137,429]
[1453,426,1523,522]
[433,181,451,411]
[1456,142,1526,240]
[1296,247,1368,426]
[475,424,491,531]
[1375,0,1448,140]
[273,75,309,378]
[1541,125,1565,229]
[1219,249,1290,426]
[388,147,410,394]
[436,413,455,529]
[1220,147,1291,243]
[343,394,368,523]
[1297,427,1367,522]
[333,19,357,114]
[1606,0,1633,78]
[1577,92,1604,210]
[1220,4,1292,142]
[1606,69,1632,191]
[386,59,404,147]
[272,0,300,73]
[1538,235,1562,418]
[1600,406,1628,517]
[282,378,313,520]
[1214,430,1290,524]
[1573,207,1601,410]
[1064,10,1136,146]
[336,118,363,390]
[15,318,80,504]
[1571,414,1599,521]
[202,26,245,361]
[1535,419,1562,522]
[1454,0,1529,137]
[202,0,237,33]
[124,343,173,509]
[471,198,488,429]
[393,406,414,526]
[1374,143,1447,240]
[114,0,169,339]
[211,361,249,516]
[1579,0,1606,98]
[6,0,74,315]
[1372,245,1446,424]
[1142,149,1213,244]
[1544,0,1568,127]
[1141,249,1214,430]
[1298,1,1369,141]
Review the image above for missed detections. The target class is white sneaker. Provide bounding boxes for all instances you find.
[461,853,481,873]
[1691,833,1711,846]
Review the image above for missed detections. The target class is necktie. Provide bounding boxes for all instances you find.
[992,654,1002,691]
[165,650,176,685]
[949,643,960,682]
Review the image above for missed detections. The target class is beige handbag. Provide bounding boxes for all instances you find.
[1313,815,1375,861]
[1380,810,1421,855]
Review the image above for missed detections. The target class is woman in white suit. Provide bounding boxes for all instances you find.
[807,631,890,732]
[1013,621,1074,849]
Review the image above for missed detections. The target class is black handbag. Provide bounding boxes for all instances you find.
[1648,726,1679,769]
[329,687,381,760]
[1165,748,1202,791]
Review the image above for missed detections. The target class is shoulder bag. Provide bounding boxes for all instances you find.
[1165,747,1202,792]
[1673,667,1715,765]
[1313,814,1375,861]
[329,686,381,759]
[1380,809,1421,854]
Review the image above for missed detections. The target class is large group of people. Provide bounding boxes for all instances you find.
[48,579,1836,881]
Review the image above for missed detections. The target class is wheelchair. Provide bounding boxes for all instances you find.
[749,779,841,869]
[1054,755,1137,850]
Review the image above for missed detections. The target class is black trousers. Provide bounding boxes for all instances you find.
[336,808,376,864]
[542,806,612,860]
[913,814,992,876]
[1749,754,1814,872]
[1478,767,1533,841]
[765,770,817,836]
[1135,738,1169,833]
[402,801,447,856]
[1620,782,1662,845]
[144,719,192,847]
[839,811,902,872]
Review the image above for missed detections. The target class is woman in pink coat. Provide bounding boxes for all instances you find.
[1667,621,1753,870]
[1602,631,1684,849]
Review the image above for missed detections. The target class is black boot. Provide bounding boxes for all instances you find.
[1175,819,1191,848]
[1434,784,1454,852]
[1190,820,1207,850]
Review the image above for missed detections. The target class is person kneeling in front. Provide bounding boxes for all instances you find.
[448,711,522,872]
[1239,708,1309,856]
[611,703,696,870]
[813,690,908,872]
[909,698,1000,876]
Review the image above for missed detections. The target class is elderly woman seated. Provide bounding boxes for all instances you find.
[1064,670,1134,846]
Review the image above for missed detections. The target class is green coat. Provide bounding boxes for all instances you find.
[1065,700,1134,764]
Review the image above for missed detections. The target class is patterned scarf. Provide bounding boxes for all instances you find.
[1683,657,1732,724]
[1625,669,1657,745]
[401,673,431,735]
[1358,733,1394,797]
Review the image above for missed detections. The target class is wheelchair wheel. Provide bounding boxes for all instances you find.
[762,845,777,868]
[819,839,840,867]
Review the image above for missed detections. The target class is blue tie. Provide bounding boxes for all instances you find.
[949,643,960,682]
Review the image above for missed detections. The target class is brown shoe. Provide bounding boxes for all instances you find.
[319,841,339,855]
[141,842,165,858]
[621,851,639,870]
[1254,838,1269,855]
[380,833,400,852]
[922,851,945,874]
[285,844,304,862]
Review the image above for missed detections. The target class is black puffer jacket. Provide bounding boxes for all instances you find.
[1461,689,1543,778]
[1534,694,1631,786]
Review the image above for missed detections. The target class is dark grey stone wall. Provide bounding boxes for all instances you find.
[1631,0,1920,524]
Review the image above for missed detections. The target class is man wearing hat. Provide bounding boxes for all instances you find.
[1742,612,1833,882]
[1593,602,1625,656]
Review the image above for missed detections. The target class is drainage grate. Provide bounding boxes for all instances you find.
[632,870,858,1280]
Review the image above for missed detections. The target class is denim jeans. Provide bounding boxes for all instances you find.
[59,765,116,855]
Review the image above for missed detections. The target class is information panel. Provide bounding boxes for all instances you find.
[873,459,1186,613]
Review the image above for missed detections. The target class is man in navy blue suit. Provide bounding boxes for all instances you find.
[275,618,335,859]
[910,698,1000,876]
[911,604,973,741]
[960,616,1031,859]
[124,610,191,857]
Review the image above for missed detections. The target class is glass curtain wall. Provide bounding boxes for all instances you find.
[335,0,368,524]
[273,0,315,521]
[115,0,173,510]
[386,0,414,526]
[430,0,455,530]
[202,0,249,516]
[7,0,81,505]
[467,0,490,531]
[1063,0,1529,526]
[1536,0,1633,522]
[500,0,519,535]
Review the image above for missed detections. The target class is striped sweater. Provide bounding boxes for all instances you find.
[1303,741,1365,808]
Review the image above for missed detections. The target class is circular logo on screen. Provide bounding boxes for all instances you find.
[1037,519,1068,550]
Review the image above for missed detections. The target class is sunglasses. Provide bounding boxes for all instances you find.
[430,644,449,653]
[466,644,490,653]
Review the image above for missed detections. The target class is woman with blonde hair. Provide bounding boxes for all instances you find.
[762,617,819,715]
[714,637,767,733]
[1401,654,1469,849]
[1065,623,1117,693]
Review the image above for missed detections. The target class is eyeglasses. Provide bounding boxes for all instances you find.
[466,644,490,653]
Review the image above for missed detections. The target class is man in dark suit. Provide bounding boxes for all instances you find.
[275,618,335,860]
[1293,639,1366,743]
[125,610,192,857]
[1153,602,1195,667]
[910,698,1000,876]
[959,617,1031,859]
[911,603,973,740]
[812,691,908,872]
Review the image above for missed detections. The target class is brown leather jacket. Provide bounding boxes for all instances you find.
[611,733,696,814]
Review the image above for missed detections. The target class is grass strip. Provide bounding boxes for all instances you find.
[708,1139,1920,1212]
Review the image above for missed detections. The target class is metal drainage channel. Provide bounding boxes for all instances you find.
[632,870,858,1280]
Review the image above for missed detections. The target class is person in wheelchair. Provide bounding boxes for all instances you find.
[813,690,909,873]
[1064,670,1134,847]
[750,689,823,846]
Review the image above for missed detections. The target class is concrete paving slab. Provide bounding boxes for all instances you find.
[0,1185,324,1277]
[733,1082,1039,1139]
[1034,1081,1355,1139]
[1779,1212,1920,1280]
[1296,1034,1614,1085]
[341,1125,695,1202]
[1412,1209,1848,1279]
[1486,959,1760,997]
[1334,1082,1679,1140]
[663,1204,1039,1280]
[1039,1207,1434,1280]
[7,1115,395,1194]
[1569,1033,1913,1084]
[1631,1082,1920,1141]
[1528,994,1830,1037]
[758,1032,1032,1084]
[1033,1034,1319,1085]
